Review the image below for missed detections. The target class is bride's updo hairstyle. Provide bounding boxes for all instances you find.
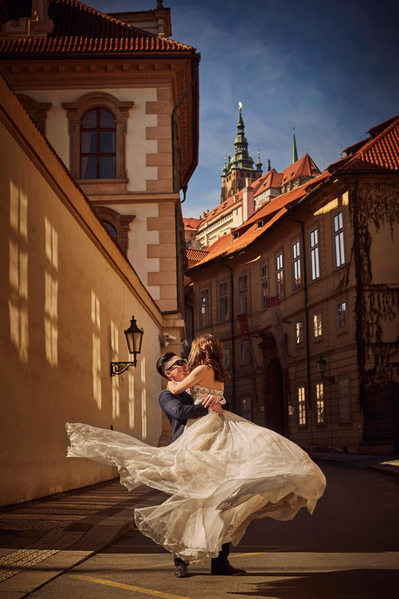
[187,334,230,382]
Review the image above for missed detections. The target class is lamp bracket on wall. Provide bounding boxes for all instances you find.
[110,360,136,377]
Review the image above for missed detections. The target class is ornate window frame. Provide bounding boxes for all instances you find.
[93,206,135,256]
[17,94,51,135]
[62,92,134,183]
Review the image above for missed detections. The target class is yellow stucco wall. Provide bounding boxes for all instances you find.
[0,84,164,506]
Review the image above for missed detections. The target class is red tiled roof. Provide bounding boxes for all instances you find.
[183,218,202,231]
[334,114,399,174]
[0,0,196,57]
[281,153,320,184]
[186,248,209,262]
[197,154,321,232]
[198,190,243,228]
[252,169,282,196]
[191,172,329,270]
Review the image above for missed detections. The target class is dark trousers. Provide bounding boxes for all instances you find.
[174,542,230,567]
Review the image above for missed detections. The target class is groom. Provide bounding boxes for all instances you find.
[156,352,246,578]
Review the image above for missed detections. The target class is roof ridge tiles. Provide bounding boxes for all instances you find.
[334,114,399,173]
[0,0,197,56]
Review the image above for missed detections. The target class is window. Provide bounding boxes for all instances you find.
[239,341,251,365]
[313,313,322,337]
[276,252,284,298]
[103,220,117,240]
[62,91,133,182]
[93,206,134,255]
[261,262,269,309]
[337,301,347,329]
[296,321,304,344]
[81,108,116,179]
[333,211,345,268]
[316,383,325,424]
[218,281,229,323]
[241,397,252,420]
[310,228,320,280]
[200,288,210,328]
[292,240,302,290]
[223,344,231,370]
[298,386,306,426]
[338,375,351,423]
[238,274,249,315]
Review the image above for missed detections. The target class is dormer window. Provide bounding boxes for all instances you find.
[233,231,240,240]
[257,219,264,229]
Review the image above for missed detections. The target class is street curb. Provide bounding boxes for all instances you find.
[1,509,135,599]
[370,464,399,479]
[310,453,399,479]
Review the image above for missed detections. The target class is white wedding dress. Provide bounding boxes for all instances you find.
[66,385,326,563]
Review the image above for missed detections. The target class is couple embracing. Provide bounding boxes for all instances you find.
[67,334,326,578]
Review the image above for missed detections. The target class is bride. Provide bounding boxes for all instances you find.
[66,334,326,564]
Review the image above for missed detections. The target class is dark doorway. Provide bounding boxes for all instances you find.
[265,356,284,434]
[363,384,399,453]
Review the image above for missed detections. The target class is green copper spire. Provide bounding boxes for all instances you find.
[292,127,298,163]
[228,102,255,171]
[222,156,229,176]
[256,150,262,171]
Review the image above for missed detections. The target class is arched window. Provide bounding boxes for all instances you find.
[102,220,118,241]
[81,108,116,179]
[93,206,135,256]
[62,92,134,184]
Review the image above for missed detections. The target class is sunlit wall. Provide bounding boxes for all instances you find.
[0,82,163,506]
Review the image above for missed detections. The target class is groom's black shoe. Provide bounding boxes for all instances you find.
[211,562,246,576]
[175,564,189,578]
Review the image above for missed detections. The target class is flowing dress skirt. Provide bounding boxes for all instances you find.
[66,411,326,563]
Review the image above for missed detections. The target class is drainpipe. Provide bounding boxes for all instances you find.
[286,208,313,441]
[224,260,236,412]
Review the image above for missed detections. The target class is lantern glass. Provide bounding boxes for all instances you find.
[124,317,144,356]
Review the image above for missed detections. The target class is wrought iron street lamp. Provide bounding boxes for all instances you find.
[110,316,144,376]
[317,354,335,384]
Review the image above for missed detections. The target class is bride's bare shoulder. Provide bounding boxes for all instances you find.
[191,364,212,375]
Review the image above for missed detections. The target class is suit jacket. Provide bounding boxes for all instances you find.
[159,389,229,442]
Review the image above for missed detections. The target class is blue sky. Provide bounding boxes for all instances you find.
[90,0,399,218]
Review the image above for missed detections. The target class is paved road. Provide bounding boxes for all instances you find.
[29,462,399,599]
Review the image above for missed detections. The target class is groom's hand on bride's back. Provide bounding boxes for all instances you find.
[202,394,223,408]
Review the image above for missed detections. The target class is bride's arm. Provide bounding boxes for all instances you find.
[167,365,209,394]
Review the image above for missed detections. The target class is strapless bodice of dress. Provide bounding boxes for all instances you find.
[189,384,224,404]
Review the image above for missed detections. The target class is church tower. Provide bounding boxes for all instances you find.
[220,104,262,202]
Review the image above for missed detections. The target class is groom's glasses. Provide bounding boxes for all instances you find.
[164,359,187,373]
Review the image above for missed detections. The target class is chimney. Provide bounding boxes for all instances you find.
[242,185,254,222]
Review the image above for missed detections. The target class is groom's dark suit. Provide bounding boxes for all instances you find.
[158,388,231,568]
[159,389,208,441]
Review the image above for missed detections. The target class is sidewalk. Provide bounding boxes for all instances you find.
[309,450,399,477]
[0,454,398,598]
[0,479,165,599]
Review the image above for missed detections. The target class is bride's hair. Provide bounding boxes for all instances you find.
[187,334,230,382]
